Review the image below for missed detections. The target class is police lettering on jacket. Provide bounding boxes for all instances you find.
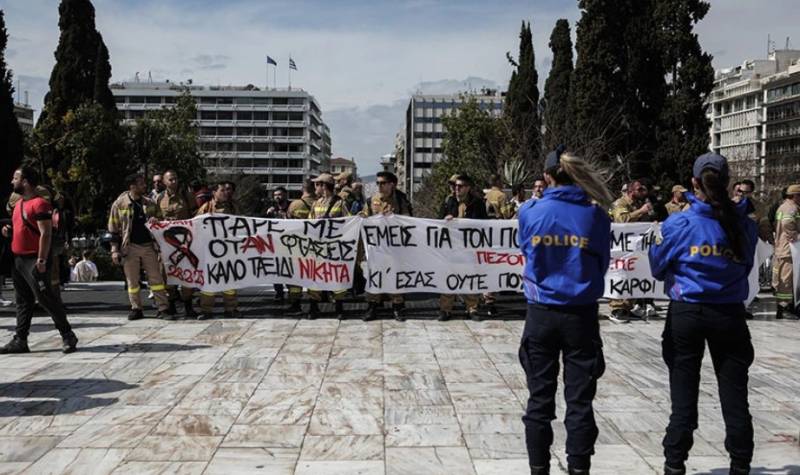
[648,193,757,304]
[518,186,611,305]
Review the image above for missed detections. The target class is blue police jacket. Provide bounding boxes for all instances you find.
[518,186,611,305]
[648,193,757,303]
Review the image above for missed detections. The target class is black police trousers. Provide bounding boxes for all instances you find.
[662,301,754,469]
[518,303,605,471]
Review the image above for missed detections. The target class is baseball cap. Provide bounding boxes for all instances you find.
[693,152,729,181]
[671,185,688,193]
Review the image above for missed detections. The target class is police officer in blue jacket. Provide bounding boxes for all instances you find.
[518,147,615,475]
[649,153,757,475]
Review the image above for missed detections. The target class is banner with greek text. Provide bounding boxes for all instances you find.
[360,215,523,294]
[604,222,667,300]
[149,215,361,292]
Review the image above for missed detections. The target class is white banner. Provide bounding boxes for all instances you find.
[604,222,667,300]
[149,215,361,292]
[360,215,523,294]
[790,242,800,303]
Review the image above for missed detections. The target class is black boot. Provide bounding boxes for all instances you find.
[567,468,589,475]
[286,300,303,316]
[307,301,320,320]
[663,464,686,475]
[530,465,549,475]
[167,300,178,315]
[183,300,198,319]
[362,302,378,322]
[128,309,144,321]
[729,465,750,475]
[61,331,78,354]
[392,303,406,322]
[777,304,800,320]
[0,335,30,354]
[438,311,450,322]
[335,301,345,320]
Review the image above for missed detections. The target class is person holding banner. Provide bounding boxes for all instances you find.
[265,187,291,303]
[156,170,198,318]
[609,179,656,322]
[360,171,413,322]
[773,184,800,319]
[196,182,241,320]
[108,173,173,321]
[517,147,614,475]
[308,173,351,320]
[285,180,316,315]
[439,174,488,321]
[649,153,757,475]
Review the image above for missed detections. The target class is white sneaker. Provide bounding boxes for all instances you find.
[0,298,12,307]
[631,304,646,318]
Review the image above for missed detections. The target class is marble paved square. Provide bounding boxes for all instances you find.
[0,290,798,474]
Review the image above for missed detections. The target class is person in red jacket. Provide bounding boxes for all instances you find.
[0,167,77,354]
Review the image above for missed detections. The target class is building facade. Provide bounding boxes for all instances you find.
[111,81,331,198]
[329,157,357,179]
[403,91,504,198]
[709,50,800,190]
[13,103,34,134]
[763,62,800,192]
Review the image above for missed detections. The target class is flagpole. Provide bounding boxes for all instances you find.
[273,65,276,91]
[289,54,292,90]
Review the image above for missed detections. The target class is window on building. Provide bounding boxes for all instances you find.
[217,142,235,152]
[200,111,216,120]
[253,127,268,136]
[217,97,233,104]
[200,142,216,151]
[288,98,305,105]
[253,97,269,105]
[129,96,145,104]
[237,143,253,152]
[288,128,304,137]
[237,127,253,136]
[236,97,254,105]
[200,127,216,136]
[164,97,177,104]
[254,111,269,121]
[288,144,303,152]
[217,111,233,121]
[288,112,304,121]
[274,159,288,168]
[288,175,303,183]
[237,111,253,121]
[253,159,270,167]
[253,143,269,152]
[273,98,289,105]
[200,97,216,104]
[274,128,288,136]
[217,127,234,136]
[273,112,289,121]
[145,97,162,104]
[114,96,126,104]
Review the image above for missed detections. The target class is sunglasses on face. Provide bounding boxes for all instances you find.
[376,181,390,186]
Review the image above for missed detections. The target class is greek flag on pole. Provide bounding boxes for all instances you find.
[289,58,297,70]
[266,56,277,66]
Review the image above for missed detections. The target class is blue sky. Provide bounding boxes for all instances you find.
[2,0,800,175]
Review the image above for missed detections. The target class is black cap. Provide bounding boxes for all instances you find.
[544,144,567,170]
[693,152,729,181]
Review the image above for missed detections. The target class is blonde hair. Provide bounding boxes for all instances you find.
[550,152,615,208]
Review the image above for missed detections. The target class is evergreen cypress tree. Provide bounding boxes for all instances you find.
[0,9,24,203]
[93,38,115,111]
[653,0,714,187]
[543,19,573,151]
[40,0,102,124]
[571,0,666,182]
[571,0,629,166]
[504,21,541,171]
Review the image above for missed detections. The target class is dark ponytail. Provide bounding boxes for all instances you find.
[697,169,745,261]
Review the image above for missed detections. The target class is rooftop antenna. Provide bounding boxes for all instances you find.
[25,91,29,106]
[148,71,153,83]
[16,79,20,103]
[135,72,140,82]
[786,37,791,49]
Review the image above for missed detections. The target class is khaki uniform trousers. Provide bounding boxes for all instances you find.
[200,290,238,314]
[123,243,169,311]
[609,299,632,311]
[440,294,480,313]
[772,256,794,304]
[366,293,404,305]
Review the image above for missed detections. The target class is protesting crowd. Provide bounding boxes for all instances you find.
[0,146,798,475]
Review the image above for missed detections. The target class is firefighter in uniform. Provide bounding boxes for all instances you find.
[649,153,757,475]
[308,173,350,319]
[517,147,614,475]
[196,182,240,320]
[285,180,317,315]
[108,173,173,321]
[608,180,655,322]
[156,169,198,318]
[773,183,800,319]
[360,171,413,322]
[439,174,487,321]
[665,185,690,216]
[335,171,355,211]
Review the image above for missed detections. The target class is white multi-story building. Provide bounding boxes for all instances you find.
[709,49,800,187]
[111,81,331,198]
[403,91,504,198]
[13,102,34,134]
